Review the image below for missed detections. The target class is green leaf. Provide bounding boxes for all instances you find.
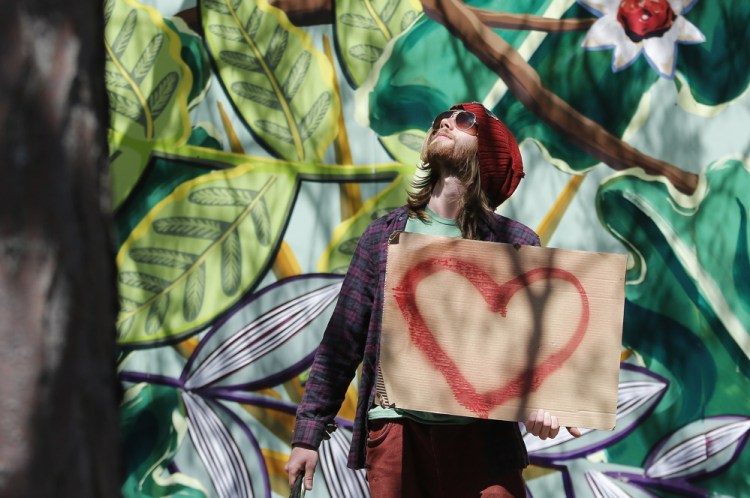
[596,159,750,377]
[131,34,164,84]
[108,91,142,121]
[256,119,293,143]
[184,262,206,321]
[189,186,252,206]
[111,10,136,58]
[116,163,296,346]
[118,296,141,337]
[208,24,245,42]
[147,72,179,122]
[220,50,263,72]
[340,13,379,30]
[380,0,399,24]
[245,7,262,37]
[334,0,422,87]
[104,0,115,25]
[349,44,382,63]
[378,129,425,165]
[221,229,242,295]
[187,186,272,245]
[283,52,310,101]
[119,271,170,294]
[398,131,425,152]
[677,0,750,105]
[146,294,169,335]
[105,69,129,89]
[119,296,140,311]
[201,0,340,161]
[129,247,198,269]
[265,25,288,71]
[249,197,271,245]
[300,91,331,141]
[153,217,227,239]
[231,81,281,109]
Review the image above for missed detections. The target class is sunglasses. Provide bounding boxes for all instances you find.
[431,110,478,136]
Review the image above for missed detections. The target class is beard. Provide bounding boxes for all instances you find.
[424,132,478,178]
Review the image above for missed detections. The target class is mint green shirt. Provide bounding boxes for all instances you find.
[369,206,473,424]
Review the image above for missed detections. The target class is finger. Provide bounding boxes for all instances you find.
[304,461,316,490]
[567,426,582,438]
[540,411,551,439]
[525,410,538,431]
[549,415,560,439]
[536,409,546,426]
[286,465,298,488]
[531,409,545,436]
[524,411,538,434]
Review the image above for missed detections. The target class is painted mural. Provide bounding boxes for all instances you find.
[107,0,750,496]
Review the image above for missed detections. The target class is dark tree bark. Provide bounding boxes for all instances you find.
[0,0,119,496]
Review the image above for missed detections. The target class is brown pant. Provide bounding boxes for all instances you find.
[365,419,526,498]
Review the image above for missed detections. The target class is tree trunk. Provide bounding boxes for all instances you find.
[0,0,119,496]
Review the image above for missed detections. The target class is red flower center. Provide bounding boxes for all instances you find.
[617,0,677,42]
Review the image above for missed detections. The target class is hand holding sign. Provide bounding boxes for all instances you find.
[524,410,582,440]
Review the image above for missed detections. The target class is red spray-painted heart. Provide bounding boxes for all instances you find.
[392,257,590,418]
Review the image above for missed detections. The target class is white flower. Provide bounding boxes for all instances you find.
[578,0,705,78]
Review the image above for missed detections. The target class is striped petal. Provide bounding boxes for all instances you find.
[183,275,342,390]
[182,392,256,498]
[645,416,750,479]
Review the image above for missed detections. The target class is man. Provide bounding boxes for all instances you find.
[286,102,580,497]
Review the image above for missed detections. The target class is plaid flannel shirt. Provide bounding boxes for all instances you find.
[292,205,541,469]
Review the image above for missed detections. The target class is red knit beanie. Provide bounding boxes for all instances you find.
[450,102,524,209]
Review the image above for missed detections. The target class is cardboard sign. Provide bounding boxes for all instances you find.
[380,232,627,430]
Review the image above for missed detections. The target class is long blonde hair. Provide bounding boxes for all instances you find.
[406,133,493,240]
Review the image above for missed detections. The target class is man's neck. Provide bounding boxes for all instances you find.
[427,175,465,220]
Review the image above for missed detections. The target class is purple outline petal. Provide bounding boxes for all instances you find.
[180,274,342,383]
[644,416,750,480]
[182,392,256,498]
[212,400,272,498]
[182,275,342,389]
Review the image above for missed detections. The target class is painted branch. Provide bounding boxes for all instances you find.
[422,0,698,194]
[178,0,332,31]
[467,7,596,32]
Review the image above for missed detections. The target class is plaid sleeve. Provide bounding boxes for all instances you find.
[491,214,541,247]
[291,221,381,448]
